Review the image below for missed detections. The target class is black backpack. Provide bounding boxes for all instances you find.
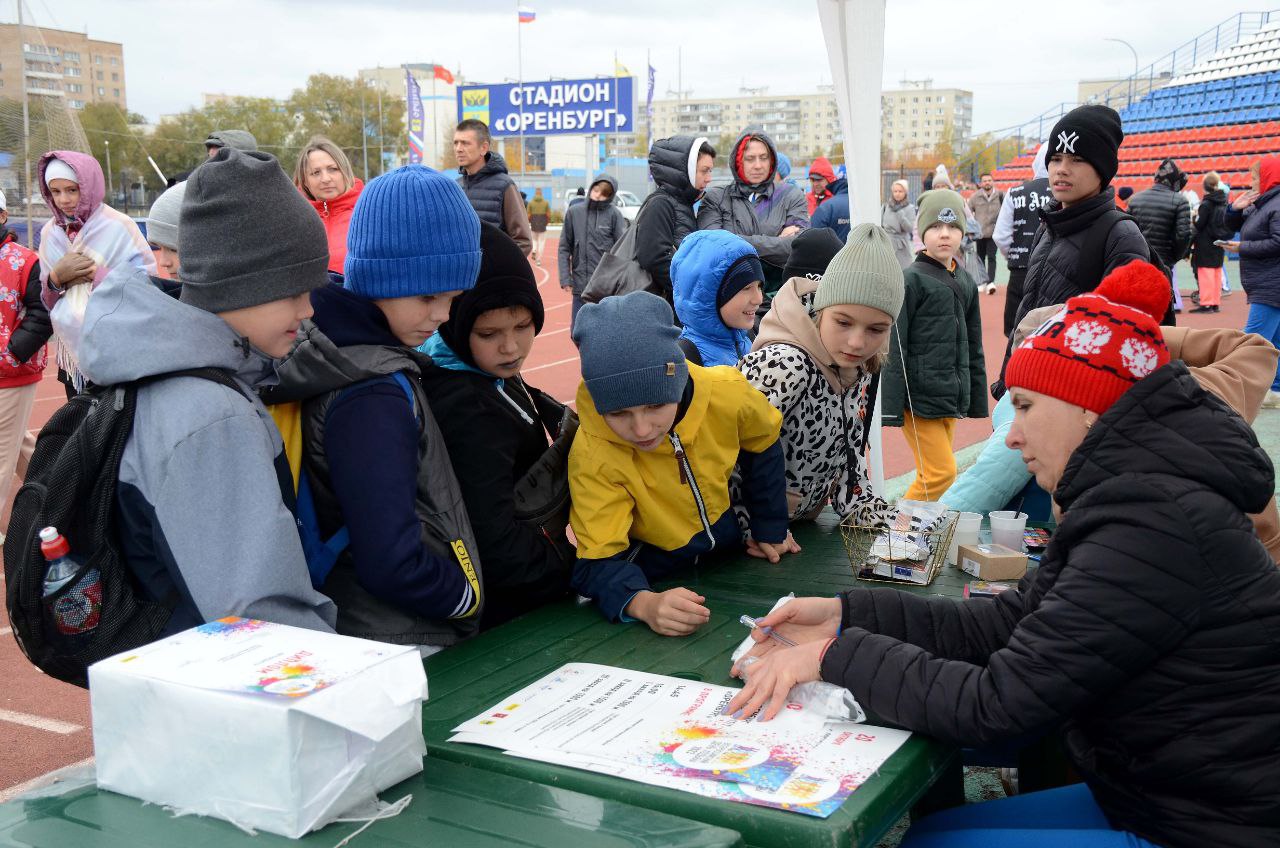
[3,368,246,687]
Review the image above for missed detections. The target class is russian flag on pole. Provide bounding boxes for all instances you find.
[518,6,535,22]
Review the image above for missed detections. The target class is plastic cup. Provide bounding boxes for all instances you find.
[989,510,1029,552]
[947,512,983,565]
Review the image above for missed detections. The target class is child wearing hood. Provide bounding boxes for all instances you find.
[569,291,798,636]
[268,166,486,652]
[671,230,764,367]
[420,223,575,629]
[38,151,155,396]
[739,224,903,525]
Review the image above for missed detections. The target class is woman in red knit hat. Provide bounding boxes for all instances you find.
[726,260,1280,848]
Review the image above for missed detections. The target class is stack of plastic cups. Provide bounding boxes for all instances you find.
[947,512,982,565]
[989,510,1029,552]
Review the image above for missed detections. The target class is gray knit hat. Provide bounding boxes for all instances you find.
[916,189,967,237]
[205,129,258,152]
[572,291,688,414]
[812,223,905,320]
[145,181,187,251]
[178,148,328,314]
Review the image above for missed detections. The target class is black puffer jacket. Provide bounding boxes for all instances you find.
[636,136,704,302]
[1014,188,1150,327]
[1128,182,1192,267]
[1191,189,1229,269]
[821,361,1280,848]
[557,174,627,293]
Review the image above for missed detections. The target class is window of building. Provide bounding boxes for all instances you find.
[96,71,103,80]
[94,55,102,64]
[111,72,118,81]
[938,96,946,103]
[66,67,80,77]
[110,56,119,65]
[70,99,83,108]
[113,88,120,97]
[97,86,105,96]
[64,51,79,62]
[66,83,82,93]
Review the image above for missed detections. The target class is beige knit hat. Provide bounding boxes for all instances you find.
[812,223,905,320]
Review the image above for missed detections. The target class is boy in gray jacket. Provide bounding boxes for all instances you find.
[78,148,337,637]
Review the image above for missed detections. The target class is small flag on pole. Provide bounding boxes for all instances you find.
[518,6,536,22]
[433,65,454,85]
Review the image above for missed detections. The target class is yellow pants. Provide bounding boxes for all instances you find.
[902,412,957,501]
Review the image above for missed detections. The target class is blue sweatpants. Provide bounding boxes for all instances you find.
[1244,302,1280,392]
[901,784,1161,847]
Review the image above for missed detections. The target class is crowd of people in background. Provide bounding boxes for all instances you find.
[0,97,1277,847]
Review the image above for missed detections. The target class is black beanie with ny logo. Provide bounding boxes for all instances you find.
[1045,105,1124,188]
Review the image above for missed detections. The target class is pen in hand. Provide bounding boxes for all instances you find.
[739,614,797,647]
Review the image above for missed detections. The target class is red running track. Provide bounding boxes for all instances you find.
[0,238,1250,795]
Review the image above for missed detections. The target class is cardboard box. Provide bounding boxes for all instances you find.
[958,543,1028,581]
[90,617,427,838]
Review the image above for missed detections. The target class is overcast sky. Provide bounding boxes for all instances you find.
[6,0,1266,134]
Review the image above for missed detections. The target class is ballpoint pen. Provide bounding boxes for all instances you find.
[739,614,797,647]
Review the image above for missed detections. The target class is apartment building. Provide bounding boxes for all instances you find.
[0,23,125,110]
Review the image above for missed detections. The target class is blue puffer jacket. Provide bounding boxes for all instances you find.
[939,393,1029,514]
[671,230,757,367]
[1225,157,1280,311]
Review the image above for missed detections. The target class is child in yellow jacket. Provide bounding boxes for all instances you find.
[569,291,799,635]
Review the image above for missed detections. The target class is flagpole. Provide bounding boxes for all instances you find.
[517,2,525,178]
[432,68,438,168]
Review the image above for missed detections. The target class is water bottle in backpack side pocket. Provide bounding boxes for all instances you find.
[40,526,102,641]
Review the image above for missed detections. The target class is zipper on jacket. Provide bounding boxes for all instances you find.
[670,432,715,550]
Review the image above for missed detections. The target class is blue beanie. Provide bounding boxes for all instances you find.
[344,165,481,299]
[572,291,688,414]
[776,152,792,180]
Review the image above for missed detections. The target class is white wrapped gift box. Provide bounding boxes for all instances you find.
[89,617,427,838]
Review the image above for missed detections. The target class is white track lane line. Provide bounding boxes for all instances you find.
[0,757,95,804]
[523,355,580,374]
[0,627,11,637]
[0,709,82,735]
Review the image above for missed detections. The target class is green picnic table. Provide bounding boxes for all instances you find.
[0,759,744,848]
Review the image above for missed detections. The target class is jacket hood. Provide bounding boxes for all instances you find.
[307,178,364,215]
[1154,158,1187,191]
[587,173,619,209]
[826,177,849,197]
[731,131,778,192]
[809,157,836,182]
[649,135,707,204]
[1260,155,1280,196]
[752,276,863,392]
[420,331,502,381]
[671,230,755,366]
[267,284,421,403]
[465,151,510,180]
[1033,141,1050,179]
[1056,361,1274,515]
[78,265,278,388]
[38,150,105,226]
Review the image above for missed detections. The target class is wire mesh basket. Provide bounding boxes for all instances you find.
[839,510,957,587]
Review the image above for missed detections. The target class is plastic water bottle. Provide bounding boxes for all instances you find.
[40,526,101,638]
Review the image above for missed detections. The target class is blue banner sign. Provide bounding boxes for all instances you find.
[457,77,635,137]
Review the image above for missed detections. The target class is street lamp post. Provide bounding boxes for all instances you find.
[104,139,113,200]
[1105,38,1140,108]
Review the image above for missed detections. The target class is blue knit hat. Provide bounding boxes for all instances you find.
[776,152,792,180]
[572,291,688,414]
[344,165,481,299]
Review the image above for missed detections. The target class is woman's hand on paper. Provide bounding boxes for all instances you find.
[745,531,802,563]
[725,638,827,722]
[731,596,841,672]
[627,588,710,637]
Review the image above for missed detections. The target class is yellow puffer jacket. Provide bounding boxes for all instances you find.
[569,363,783,560]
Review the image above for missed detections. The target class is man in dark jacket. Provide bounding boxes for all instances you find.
[998,105,1150,394]
[809,175,850,241]
[558,173,627,328]
[1128,157,1192,310]
[635,136,715,305]
[454,119,533,256]
[993,142,1051,335]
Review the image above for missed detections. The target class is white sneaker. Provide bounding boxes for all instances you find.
[984,283,998,295]
[1263,391,1280,409]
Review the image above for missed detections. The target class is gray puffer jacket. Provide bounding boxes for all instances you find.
[696,131,809,266]
[881,200,916,268]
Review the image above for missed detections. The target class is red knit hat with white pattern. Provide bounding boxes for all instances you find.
[1005,261,1170,415]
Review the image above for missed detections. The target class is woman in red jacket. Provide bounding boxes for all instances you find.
[293,136,364,276]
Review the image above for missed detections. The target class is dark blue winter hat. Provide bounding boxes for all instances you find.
[344,165,481,299]
[572,291,688,414]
